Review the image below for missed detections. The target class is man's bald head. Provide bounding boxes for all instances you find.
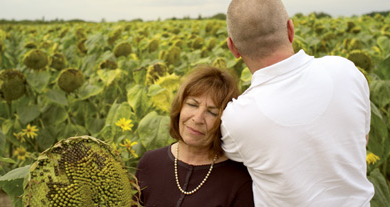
[227,0,290,60]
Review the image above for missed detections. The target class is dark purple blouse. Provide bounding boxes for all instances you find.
[136,145,254,207]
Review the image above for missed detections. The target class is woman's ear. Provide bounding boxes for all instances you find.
[227,37,241,58]
[287,19,294,43]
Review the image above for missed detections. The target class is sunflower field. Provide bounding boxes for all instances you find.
[0,12,389,206]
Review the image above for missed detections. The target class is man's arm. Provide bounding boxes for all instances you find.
[221,122,244,162]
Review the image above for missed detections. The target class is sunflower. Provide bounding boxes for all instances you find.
[115,118,134,132]
[120,139,138,158]
[366,152,380,165]
[13,132,25,143]
[22,124,38,139]
[13,146,30,161]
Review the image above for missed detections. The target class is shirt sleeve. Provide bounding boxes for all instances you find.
[221,121,244,162]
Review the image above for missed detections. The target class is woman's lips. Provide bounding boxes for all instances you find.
[186,126,204,135]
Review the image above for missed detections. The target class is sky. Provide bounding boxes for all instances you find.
[0,0,390,22]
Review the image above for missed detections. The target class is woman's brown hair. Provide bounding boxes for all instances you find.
[169,66,240,158]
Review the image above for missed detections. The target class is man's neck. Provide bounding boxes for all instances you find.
[245,49,295,74]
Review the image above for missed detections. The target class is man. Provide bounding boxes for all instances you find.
[220,0,375,206]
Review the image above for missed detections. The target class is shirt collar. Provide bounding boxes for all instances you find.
[250,50,313,86]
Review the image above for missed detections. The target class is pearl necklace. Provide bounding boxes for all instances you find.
[174,143,217,195]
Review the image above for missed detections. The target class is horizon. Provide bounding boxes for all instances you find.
[0,0,390,22]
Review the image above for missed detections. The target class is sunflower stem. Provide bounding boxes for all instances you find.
[382,156,388,176]
[6,101,12,119]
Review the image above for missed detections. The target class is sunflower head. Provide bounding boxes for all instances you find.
[57,68,84,93]
[0,69,26,102]
[207,37,216,51]
[23,49,49,70]
[99,59,118,69]
[24,41,38,49]
[50,53,67,70]
[23,135,139,207]
[192,36,204,50]
[77,39,87,55]
[164,46,181,66]
[212,57,227,69]
[347,50,372,72]
[147,38,159,53]
[108,27,123,45]
[113,41,132,58]
[146,62,168,85]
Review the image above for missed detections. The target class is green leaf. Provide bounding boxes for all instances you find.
[57,123,88,141]
[368,102,388,161]
[148,84,165,96]
[240,67,252,83]
[0,165,30,182]
[0,157,16,164]
[86,118,105,135]
[132,66,147,85]
[370,80,390,109]
[25,70,51,93]
[0,165,29,207]
[104,102,133,141]
[127,84,151,119]
[45,89,68,106]
[378,55,390,80]
[368,168,390,207]
[137,111,173,150]
[42,104,68,126]
[36,127,57,150]
[97,69,122,86]
[0,178,23,207]
[0,130,5,157]
[1,119,14,135]
[77,82,104,100]
[377,36,390,55]
[16,104,41,125]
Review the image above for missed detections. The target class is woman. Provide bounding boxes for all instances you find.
[136,66,254,206]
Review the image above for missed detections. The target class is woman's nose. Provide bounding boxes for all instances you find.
[192,109,205,124]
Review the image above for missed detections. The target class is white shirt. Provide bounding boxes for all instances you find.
[221,50,374,206]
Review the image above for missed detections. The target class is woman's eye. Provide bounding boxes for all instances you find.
[187,103,197,107]
[208,110,218,117]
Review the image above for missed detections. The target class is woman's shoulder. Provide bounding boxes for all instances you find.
[215,159,251,178]
[138,145,170,166]
[139,145,170,162]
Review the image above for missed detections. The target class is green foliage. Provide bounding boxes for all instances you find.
[0,14,389,207]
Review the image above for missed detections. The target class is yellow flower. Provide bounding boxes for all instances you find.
[366,152,380,165]
[13,146,30,161]
[120,139,138,158]
[22,124,38,139]
[115,118,134,132]
[13,132,25,143]
[111,143,123,153]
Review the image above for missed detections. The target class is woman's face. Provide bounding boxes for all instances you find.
[179,94,219,149]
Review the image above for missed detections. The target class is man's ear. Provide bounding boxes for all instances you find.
[287,19,294,43]
[227,37,241,58]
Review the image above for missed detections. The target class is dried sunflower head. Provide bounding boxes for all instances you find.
[99,59,118,70]
[57,68,84,93]
[146,62,168,85]
[0,69,26,102]
[50,53,67,70]
[23,135,140,207]
[347,50,372,72]
[113,42,132,58]
[23,49,49,70]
